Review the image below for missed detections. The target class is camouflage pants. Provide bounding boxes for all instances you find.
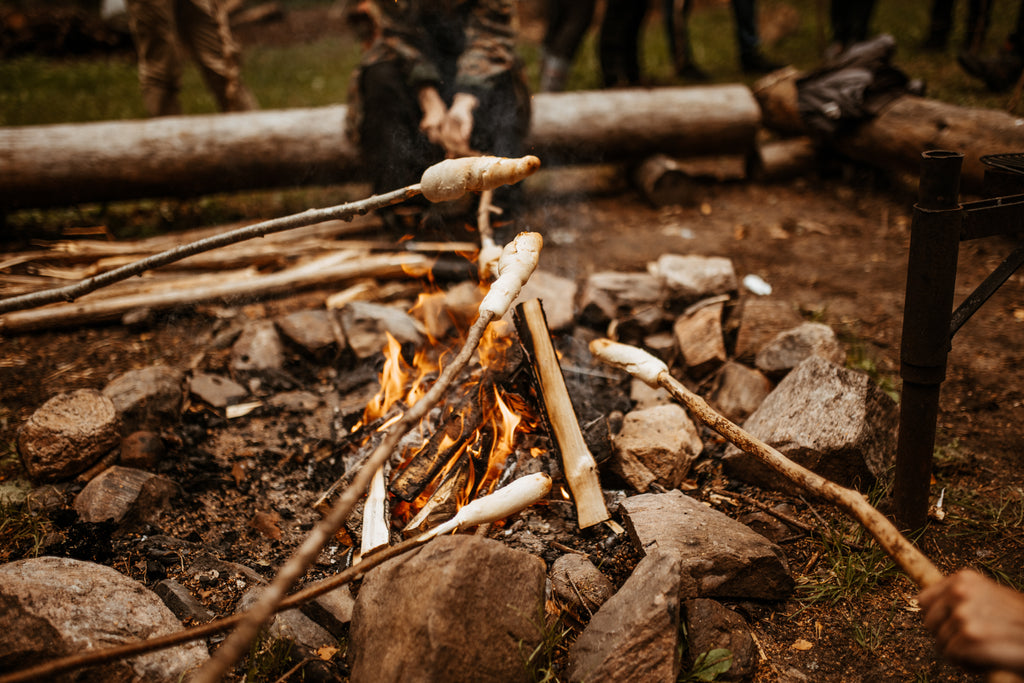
[125,0,257,116]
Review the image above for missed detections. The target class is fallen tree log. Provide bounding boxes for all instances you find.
[0,86,761,210]
[753,69,1024,193]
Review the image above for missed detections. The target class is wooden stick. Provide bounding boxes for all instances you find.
[0,472,552,683]
[191,232,543,683]
[589,338,941,586]
[516,299,610,529]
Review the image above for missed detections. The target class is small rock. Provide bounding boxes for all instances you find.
[550,553,616,615]
[514,270,578,332]
[0,556,208,680]
[707,361,773,423]
[722,355,898,491]
[237,587,336,653]
[102,365,184,431]
[650,254,738,305]
[682,598,758,681]
[630,377,673,410]
[578,271,665,326]
[73,465,179,525]
[276,309,340,355]
[339,301,426,359]
[350,535,545,683]
[620,490,794,601]
[154,579,216,624]
[755,322,845,377]
[673,301,727,378]
[612,404,704,492]
[120,430,165,469]
[732,299,803,362]
[231,320,286,375]
[567,548,682,683]
[190,372,248,408]
[301,585,356,638]
[267,390,322,413]
[17,389,121,481]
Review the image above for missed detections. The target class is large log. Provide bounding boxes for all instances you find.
[0,86,761,210]
[754,70,1024,193]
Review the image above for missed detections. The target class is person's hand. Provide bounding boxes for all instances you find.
[439,92,479,157]
[918,569,1024,676]
[418,86,448,148]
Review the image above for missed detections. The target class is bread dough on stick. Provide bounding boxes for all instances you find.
[420,155,541,203]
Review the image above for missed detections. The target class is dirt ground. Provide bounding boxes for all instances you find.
[2,5,1024,683]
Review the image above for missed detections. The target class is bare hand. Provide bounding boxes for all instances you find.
[417,87,447,148]
[918,569,1024,675]
[439,92,479,157]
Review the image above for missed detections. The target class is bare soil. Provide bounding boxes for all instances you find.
[2,5,1023,682]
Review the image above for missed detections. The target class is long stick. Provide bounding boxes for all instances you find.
[191,232,543,683]
[589,339,1024,683]
[0,473,552,683]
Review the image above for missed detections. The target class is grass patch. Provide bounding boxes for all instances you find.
[0,501,51,562]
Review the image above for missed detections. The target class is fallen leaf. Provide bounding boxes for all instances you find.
[791,638,814,651]
[251,510,282,540]
[316,645,339,661]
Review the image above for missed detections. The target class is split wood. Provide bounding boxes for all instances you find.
[589,339,1023,683]
[516,299,610,528]
[191,232,543,682]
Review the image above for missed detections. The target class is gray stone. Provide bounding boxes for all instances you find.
[73,465,179,525]
[17,389,121,481]
[650,254,738,304]
[301,585,355,638]
[630,377,673,410]
[154,579,216,624]
[673,302,727,378]
[189,372,248,408]
[755,322,845,378]
[732,299,804,362]
[550,553,616,616]
[567,548,681,683]
[267,390,322,413]
[237,587,336,653]
[231,320,286,374]
[722,355,898,491]
[707,361,773,423]
[620,490,794,601]
[578,271,665,326]
[0,556,207,680]
[350,535,545,683]
[612,404,703,492]
[514,270,578,331]
[276,309,339,355]
[339,300,426,359]
[119,430,165,470]
[102,365,184,430]
[682,598,757,681]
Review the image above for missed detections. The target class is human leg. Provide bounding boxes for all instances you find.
[598,0,648,87]
[125,0,183,116]
[176,0,257,112]
[541,0,596,91]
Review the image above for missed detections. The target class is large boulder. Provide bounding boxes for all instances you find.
[0,556,208,681]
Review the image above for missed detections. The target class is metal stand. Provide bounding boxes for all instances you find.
[893,150,1024,530]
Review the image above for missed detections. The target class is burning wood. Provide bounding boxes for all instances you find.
[193,232,543,682]
[516,299,610,529]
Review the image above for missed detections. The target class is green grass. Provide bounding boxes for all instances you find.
[2,0,1019,128]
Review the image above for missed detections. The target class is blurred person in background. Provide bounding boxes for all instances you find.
[343,0,530,235]
[540,0,596,92]
[957,0,1024,91]
[924,0,992,53]
[124,0,258,116]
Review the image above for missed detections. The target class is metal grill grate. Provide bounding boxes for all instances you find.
[981,152,1024,175]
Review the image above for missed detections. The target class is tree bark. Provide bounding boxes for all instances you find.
[753,70,1024,193]
[0,86,761,210]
